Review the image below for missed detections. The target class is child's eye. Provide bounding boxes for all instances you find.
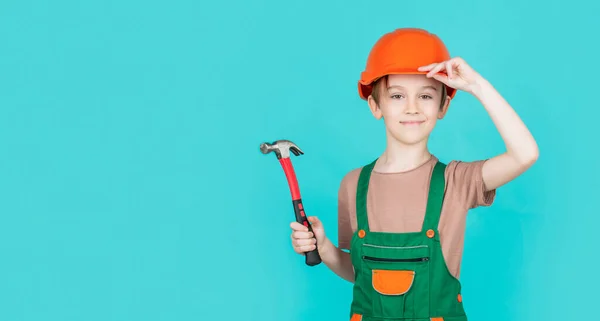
[390,94,404,99]
[420,95,433,99]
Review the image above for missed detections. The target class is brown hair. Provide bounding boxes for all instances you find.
[370,75,447,109]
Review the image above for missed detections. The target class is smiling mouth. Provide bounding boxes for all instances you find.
[400,121,425,125]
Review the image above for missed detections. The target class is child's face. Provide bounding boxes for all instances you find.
[368,74,450,146]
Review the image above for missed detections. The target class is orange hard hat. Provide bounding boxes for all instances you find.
[358,28,456,100]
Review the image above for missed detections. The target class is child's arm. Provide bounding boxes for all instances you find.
[308,171,357,283]
[471,78,539,191]
[317,235,355,283]
[419,57,539,191]
[290,217,354,283]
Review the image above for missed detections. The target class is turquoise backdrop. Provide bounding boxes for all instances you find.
[1,0,598,320]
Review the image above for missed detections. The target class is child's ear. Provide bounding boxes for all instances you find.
[437,95,451,119]
[368,95,383,119]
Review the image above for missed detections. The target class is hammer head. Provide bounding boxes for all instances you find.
[260,139,304,159]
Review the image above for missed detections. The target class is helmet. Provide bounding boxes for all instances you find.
[358,28,456,100]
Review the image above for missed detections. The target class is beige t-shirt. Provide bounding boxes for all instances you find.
[337,155,496,279]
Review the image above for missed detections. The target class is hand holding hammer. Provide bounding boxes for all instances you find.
[260,139,322,266]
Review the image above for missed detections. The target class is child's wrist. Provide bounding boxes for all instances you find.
[470,76,491,98]
[317,237,337,260]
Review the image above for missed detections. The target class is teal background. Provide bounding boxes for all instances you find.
[0,0,597,320]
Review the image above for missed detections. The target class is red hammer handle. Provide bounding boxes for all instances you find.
[279,158,301,200]
[279,158,322,266]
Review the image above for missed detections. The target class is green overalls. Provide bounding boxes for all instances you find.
[348,159,467,321]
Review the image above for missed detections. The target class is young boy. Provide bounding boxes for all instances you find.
[290,28,538,320]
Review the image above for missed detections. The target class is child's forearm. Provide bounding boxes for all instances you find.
[473,78,539,164]
[318,237,355,283]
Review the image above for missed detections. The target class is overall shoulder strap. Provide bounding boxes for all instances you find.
[356,159,377,233]
[421,161,447,232]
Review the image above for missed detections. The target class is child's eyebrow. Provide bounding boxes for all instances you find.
[387,85,406,90]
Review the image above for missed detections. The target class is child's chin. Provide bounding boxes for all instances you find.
[392,133,429,145]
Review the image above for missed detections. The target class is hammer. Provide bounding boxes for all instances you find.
[260,139,322,266]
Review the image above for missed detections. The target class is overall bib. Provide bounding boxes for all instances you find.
[349,159,467,321]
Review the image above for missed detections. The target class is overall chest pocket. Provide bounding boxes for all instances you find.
[361,244,431,319]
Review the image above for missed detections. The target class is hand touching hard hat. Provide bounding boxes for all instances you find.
[418,57,485,96]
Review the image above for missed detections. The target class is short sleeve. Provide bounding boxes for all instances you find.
[446,160,496,209]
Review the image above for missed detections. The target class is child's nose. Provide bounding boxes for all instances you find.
[405,100,420,114]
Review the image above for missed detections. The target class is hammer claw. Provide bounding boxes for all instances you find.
[289,146,303,156]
